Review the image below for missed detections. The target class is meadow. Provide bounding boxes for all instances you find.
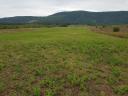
[0,27,128,96]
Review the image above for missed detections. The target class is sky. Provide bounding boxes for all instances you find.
[0,0,128,17]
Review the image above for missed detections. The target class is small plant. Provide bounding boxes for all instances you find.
[0,64,5,71]
[113,27,120,32]
[114,85,128,95]
[33,87,41,96]
[111,67,121,77]
[14,64,22,73]
[67,74,80,86]
[40,78,56,88]
[45,89,55,96]
[107,76,117,85]
[67,74,88,88]
[0,82,5,92]
[108,56,123,65]
[107,67,121,85]
[35,68,44,76]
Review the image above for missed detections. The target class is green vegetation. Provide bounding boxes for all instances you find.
[113,27,120,32]
[0,63,5,71]
[114,85,128,95]
[0,82,5,92]
[0,24,68,29]
[33,86,41,96]
[0,27,128,96]
[1,11,128,25]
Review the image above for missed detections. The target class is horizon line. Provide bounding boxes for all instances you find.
[0,10,128,19]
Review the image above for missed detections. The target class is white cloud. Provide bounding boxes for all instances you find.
[0,0,128,17]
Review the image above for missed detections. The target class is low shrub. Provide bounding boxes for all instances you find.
[113,27,120,32]
[114,85,128,95]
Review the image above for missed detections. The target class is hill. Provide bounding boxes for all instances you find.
[0,11,128,25]
[0,16,42,24]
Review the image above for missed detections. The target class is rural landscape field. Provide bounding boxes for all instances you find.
[0,26,128,96]
[0,0,128,96]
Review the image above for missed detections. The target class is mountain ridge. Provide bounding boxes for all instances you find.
[0,11,128,25]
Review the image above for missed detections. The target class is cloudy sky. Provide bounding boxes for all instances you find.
[0,0,128,17]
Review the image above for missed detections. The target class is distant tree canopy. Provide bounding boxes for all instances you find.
[0,11,128,25]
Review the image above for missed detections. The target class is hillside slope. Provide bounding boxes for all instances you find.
[0,11,128,25]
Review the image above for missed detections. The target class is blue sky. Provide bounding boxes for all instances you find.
[0,0,128,17]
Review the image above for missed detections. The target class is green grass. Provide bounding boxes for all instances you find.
[114,85,128,95]
[0,27,128,96]
[33,86,41,96]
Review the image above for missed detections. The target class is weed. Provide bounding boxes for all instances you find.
[107,67,121,85]
[35,68,45,77]
[45,89,55,96]
[67,74,80,86]
[114,85,128,95]
[111,67,121,77]
[107,76,117,85]
[0,82,5,92]
[108,56,124,65]
[33,86,41,96]
[14,64,22,73]
[40,78,56,88]
[0,63,5,71]
[67,73,88,89]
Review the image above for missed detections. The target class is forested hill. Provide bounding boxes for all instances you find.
[0,11,128,25]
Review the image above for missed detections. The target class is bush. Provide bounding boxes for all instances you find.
[59,24,69,27]
[113,27,120,32]
[114,85,128,95]
[102,25,106,28]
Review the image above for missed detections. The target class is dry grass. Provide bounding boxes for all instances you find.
[87,25,128,38]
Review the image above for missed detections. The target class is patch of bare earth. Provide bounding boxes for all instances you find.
[86,80,116,96]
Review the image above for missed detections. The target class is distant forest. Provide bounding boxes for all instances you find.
[0,11,128,26]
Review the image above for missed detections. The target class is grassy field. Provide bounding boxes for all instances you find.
[0,27,128,96]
